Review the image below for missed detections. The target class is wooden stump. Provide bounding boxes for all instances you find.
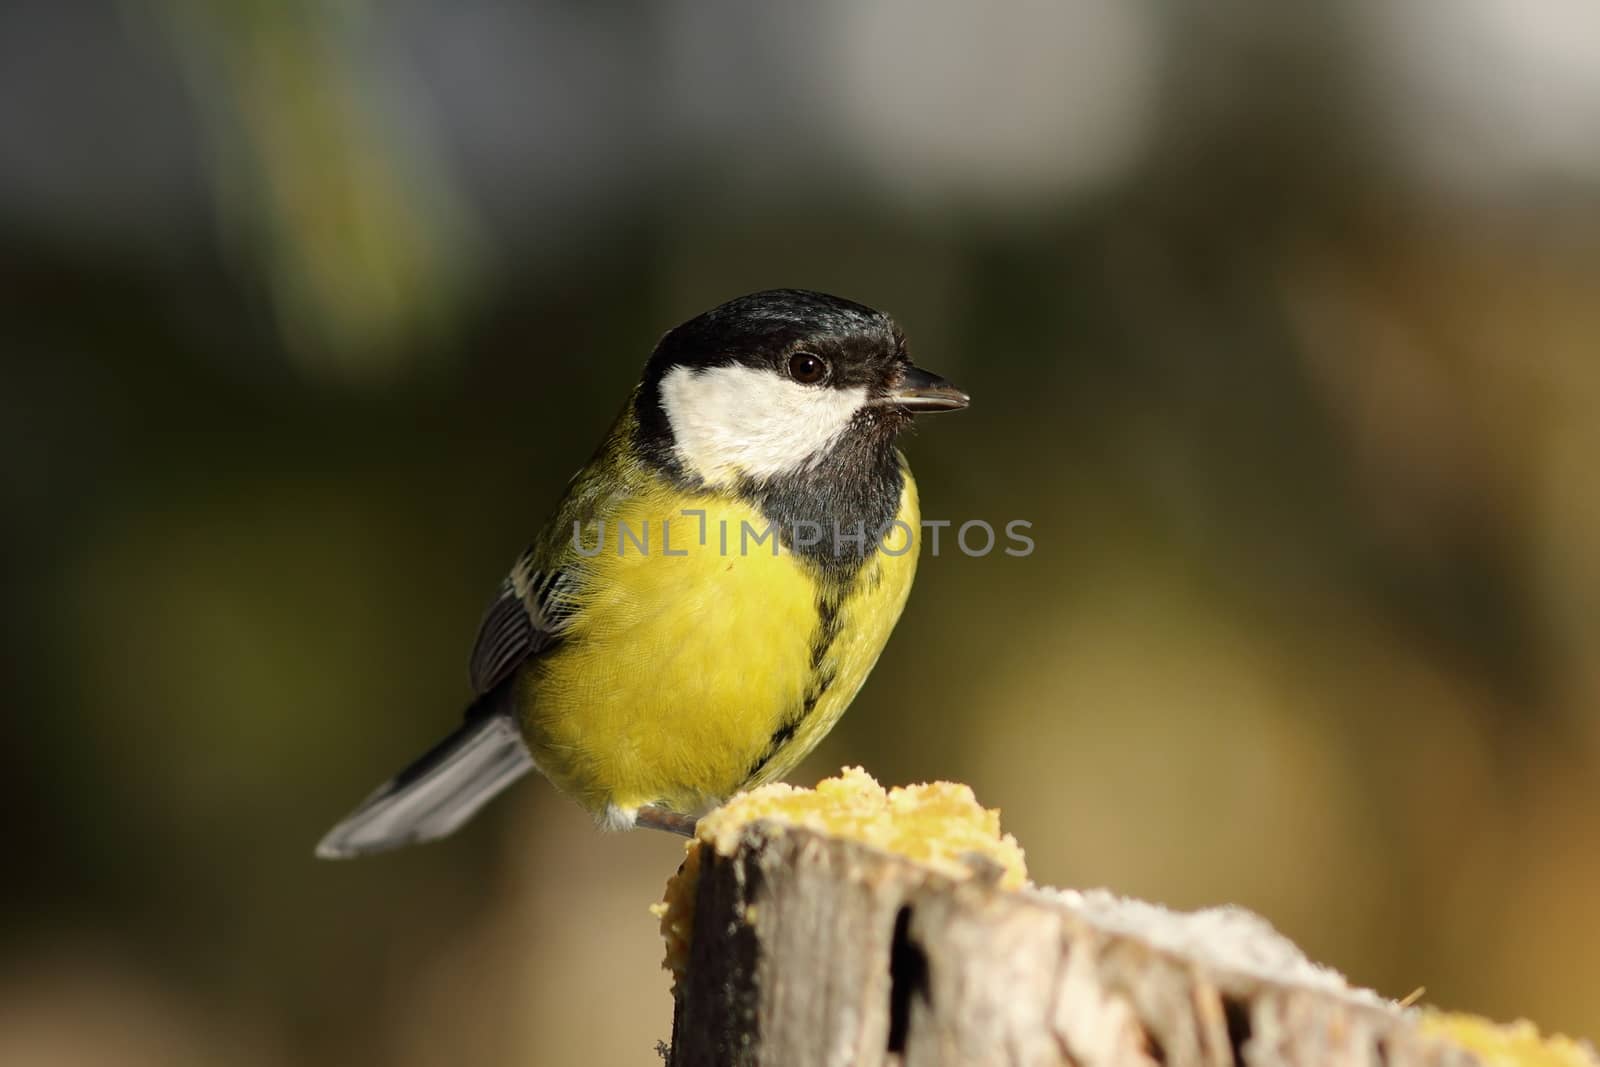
[664,822,1594,1067]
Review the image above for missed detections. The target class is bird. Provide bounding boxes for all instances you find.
[316,289,968,858]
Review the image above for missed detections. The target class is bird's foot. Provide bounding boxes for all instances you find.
[635,805,698,837]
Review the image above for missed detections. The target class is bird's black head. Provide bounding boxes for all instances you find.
[635,289,966,488]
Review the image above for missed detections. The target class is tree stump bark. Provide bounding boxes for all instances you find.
[664,821,1594,1067]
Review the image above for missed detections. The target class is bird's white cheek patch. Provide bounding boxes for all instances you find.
[659,364,868,485]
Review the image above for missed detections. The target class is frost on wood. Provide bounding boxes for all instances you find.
[663,823,1596,1067]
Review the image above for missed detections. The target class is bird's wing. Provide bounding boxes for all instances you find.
[467,406,639,695]
[468,560,576,695]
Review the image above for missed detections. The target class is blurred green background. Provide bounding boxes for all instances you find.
[5,2,1600,1063]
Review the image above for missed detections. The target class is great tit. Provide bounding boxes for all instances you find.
[317,289,967,857]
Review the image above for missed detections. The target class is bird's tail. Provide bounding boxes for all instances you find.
[316,689,534,859]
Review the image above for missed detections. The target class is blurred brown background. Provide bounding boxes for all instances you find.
[4,2,1600,1063]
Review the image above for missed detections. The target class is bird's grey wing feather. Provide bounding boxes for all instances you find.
[467,566,574,695]
[315,705,532,859]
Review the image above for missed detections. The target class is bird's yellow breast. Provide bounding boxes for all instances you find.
[518,469,920,819]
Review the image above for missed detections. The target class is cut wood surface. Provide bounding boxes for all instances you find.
[662,816,1596,1067]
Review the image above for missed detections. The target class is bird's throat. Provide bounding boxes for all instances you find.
[738,429,906,582]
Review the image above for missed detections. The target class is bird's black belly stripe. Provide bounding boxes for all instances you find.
[745,590,849,783]
[804,667,838,713]
[761,720,799,760]
[810,595,843,669]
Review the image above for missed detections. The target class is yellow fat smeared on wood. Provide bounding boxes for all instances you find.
[652,767,1028,986]
[697,766,1027,887]
[1420,1015,1596,1067]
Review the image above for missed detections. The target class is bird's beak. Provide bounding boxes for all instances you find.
[876,364,970,413]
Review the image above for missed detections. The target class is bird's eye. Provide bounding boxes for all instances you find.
[788,351,828,384]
